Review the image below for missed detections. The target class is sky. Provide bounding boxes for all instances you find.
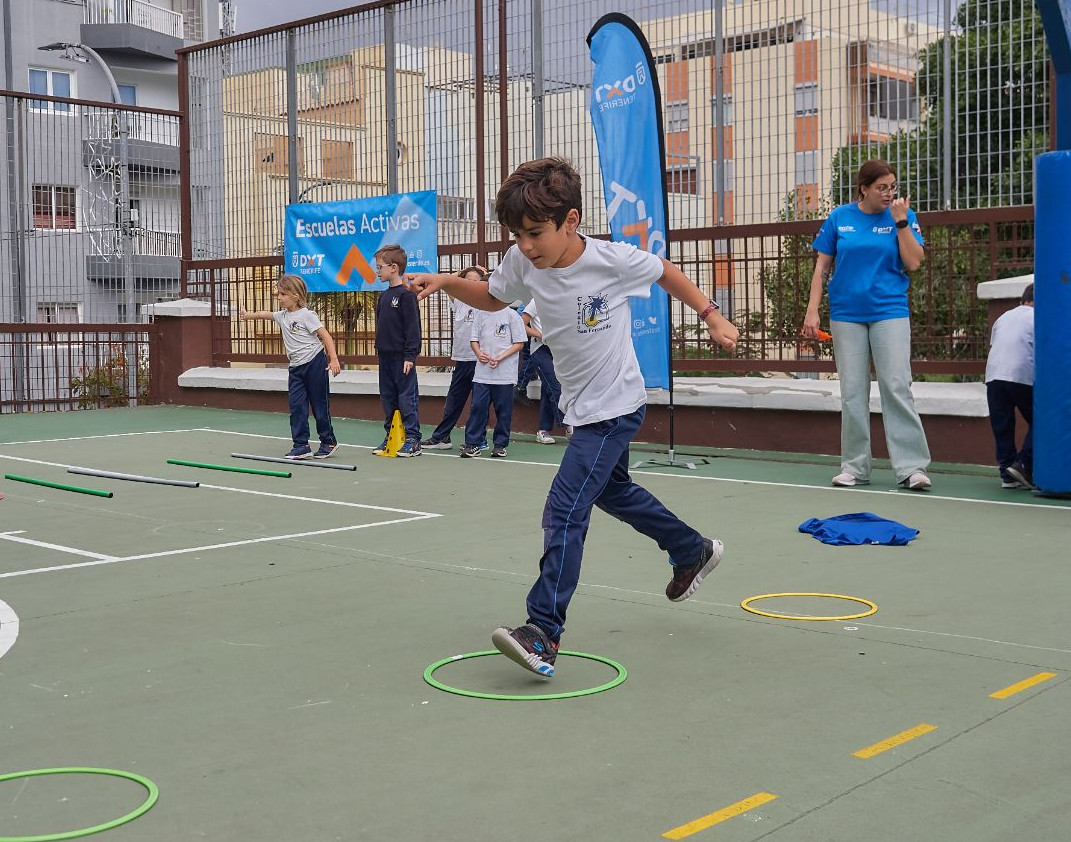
[236,0,958,35]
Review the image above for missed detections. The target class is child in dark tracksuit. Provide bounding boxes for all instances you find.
[373,244,422,457]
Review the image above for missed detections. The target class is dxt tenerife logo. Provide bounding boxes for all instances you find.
[594,61,647,112]
[577,293,612,334]
[291,251,326,275]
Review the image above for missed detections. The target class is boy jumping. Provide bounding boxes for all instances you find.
[407,158,739,676]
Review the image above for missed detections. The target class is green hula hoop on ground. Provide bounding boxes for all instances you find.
[424,650,627,700]
[0,767,158,842]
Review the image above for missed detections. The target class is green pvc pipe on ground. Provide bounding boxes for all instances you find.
[166,459,290,478]
[3,475,113,499]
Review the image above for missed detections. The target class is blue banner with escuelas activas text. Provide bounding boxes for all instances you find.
[283,191,437,292]
[587,14,670,389]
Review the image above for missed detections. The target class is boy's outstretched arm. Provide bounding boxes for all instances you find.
[656,258,739,352]
[406,273,509,312]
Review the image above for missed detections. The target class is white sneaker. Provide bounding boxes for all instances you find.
[832,472,857,487]
[535,430,556,445]
[904,471,932,490]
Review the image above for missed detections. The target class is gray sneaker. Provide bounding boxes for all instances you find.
[422,438,453,450]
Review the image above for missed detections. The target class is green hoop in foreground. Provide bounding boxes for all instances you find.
[0,767,158,842]
[424,650,627,700]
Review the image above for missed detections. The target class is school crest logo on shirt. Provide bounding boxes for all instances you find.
[391,296,400,308]
[494,323,509,337]
[577,293,611,333]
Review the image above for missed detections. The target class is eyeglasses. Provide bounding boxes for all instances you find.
[870,182,899,196]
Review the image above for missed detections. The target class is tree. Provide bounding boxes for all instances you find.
[833,0,1050,210]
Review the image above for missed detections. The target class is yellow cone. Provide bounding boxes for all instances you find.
[378,410,406,457]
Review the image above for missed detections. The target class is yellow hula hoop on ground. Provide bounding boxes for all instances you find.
[740,592,878,621]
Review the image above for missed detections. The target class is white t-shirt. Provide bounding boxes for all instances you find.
[450,298,479,362]
[985,304,1034,386]
[471,307,527,385]
[524,298,544,353]
[488,236,664,425]
[272,307,325,368]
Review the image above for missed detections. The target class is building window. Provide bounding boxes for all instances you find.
[667,167,698,195]
[28,68,72,112]
[36,302,81,324]
[794,82,818,116]
[795,150,820,184]
[711,93,734,126]
[437,195,476,222]
[665,101,689,134]
[118,84,137,106]
[867,75,919,122]
[254,134,305,176]
[712,159,736,192]
[33,185,77,230]
[321,139,353,180]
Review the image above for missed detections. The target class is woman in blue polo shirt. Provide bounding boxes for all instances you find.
[802,159,932,491]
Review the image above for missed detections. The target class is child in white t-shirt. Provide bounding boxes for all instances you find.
[461,307,527,458]
[407,158,739,677]
[240,274,341,459]
[985,283,1035,489]
[424,266,488,450]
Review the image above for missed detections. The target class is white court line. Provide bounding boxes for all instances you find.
[0,531,117,561]
[0,513,440,580]
[407,449,1071,513]
[0,429,206,447]
[0,453,435,518]
[199,484,433,516]
[0,598,20,661]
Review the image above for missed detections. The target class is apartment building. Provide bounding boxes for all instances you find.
[644,0,940,226]
[0,0,220,325]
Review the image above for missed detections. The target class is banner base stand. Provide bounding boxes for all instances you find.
[631,448,709,471]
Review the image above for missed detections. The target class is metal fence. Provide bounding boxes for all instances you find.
[180,0,1050,260]
[185,205,1033,376]
[0,324,157,413]
[0,90,182,411]
[174,0,1047,379]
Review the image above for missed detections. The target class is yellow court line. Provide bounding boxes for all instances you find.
[989,671,1058,699]
[662,792,778,840]
[853,723,937,759]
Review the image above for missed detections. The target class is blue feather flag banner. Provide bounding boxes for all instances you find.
[587,14,671,389]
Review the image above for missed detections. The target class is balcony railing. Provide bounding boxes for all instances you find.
[85,0,184,40]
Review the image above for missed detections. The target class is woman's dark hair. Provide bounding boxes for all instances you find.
[459,265,488,281]
[1021,283,1034,304]
[855,159,896,198]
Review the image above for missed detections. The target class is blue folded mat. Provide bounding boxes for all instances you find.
[798,512,919,546]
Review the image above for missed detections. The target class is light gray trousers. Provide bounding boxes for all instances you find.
[831,317,931,483]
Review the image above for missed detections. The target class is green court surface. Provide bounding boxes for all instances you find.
[1,407,1068,841]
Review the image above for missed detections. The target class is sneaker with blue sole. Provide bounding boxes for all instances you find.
[492,623,559,676]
